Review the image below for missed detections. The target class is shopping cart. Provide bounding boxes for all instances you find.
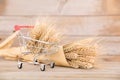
[17,28,58,71]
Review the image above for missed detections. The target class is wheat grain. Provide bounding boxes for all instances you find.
[63,39,97,69]
[27,19,61,54]
[64,44,96,56]
[68,60,93,69]
[65,52,78,60]
[67,60,79,68]
[26,18,97,69]
[77,57,95,64]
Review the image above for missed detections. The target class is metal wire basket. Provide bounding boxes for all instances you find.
[17,29,59,71]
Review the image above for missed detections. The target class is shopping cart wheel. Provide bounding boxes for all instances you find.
[34,59,38,65]
[50,62,55,68]
[17,62,23,69]
[40,64,45,71]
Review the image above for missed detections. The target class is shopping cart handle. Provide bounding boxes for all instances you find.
[14,25,34,31]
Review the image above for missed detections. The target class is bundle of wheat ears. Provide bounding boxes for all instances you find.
[0,19,98,69]
[27,21,61,55]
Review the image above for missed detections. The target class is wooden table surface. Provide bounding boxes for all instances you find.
[0,55,120,80]
[0,0,120,79]
[0,32,120,80]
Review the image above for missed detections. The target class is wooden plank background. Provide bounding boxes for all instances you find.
[0,0,120,55]
[0,56,120,80]
[0,16,120,36]
[0,0,120,79]
[0,0,120,36]
[0,0,120,15]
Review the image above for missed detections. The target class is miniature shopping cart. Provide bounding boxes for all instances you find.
[17,29,58,71]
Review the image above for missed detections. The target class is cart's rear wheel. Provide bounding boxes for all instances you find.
[40,64,45,71]
[17,62,23,69]
[50,62,55,68]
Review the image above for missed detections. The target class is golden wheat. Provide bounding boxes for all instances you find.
[65,52,78,60]
[27,19,61,54]
[63,40,97,69]
[68,60,93,69]
[67,60,79,68]
[64,44,96,56]
[27,18,97,69]
[77,57,95,64]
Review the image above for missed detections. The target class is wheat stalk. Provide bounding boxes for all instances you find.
[27,18,97,69]
[68,60,93,69]
[63,39,97,69]
[65,52,78,60]
[27,18,61,54]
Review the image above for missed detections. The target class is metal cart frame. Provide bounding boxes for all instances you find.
[17,29,58,71]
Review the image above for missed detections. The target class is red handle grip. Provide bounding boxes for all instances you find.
[14,25,34,31]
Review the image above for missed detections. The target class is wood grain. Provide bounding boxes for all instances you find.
[1,33,120,79]
[0,16,120,36]
[0,32,120,55]
[0,0,120,79]
[0,56,120,80]
[0,0,120,15]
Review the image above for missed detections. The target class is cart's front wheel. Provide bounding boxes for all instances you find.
[34,59,38,65]
[50,62,55,68]
[17,62,23,69]
[40,64,45,71]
